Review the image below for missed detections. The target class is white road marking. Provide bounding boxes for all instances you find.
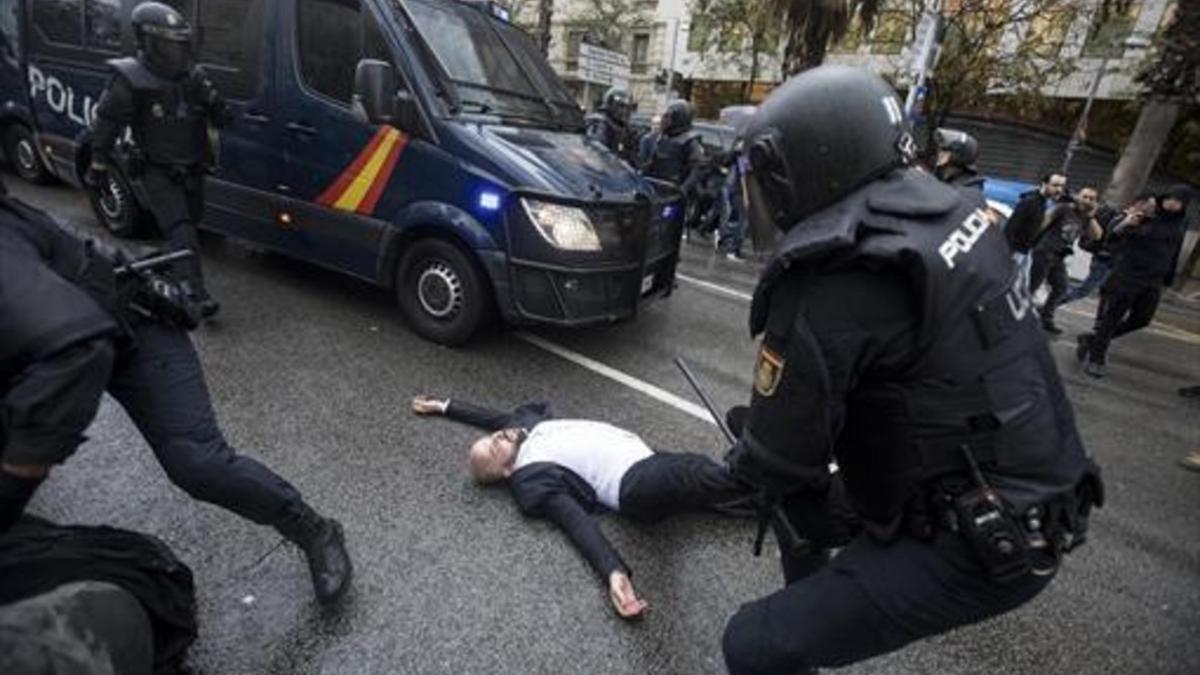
[678,270,1200,346]
[514,331,717,426]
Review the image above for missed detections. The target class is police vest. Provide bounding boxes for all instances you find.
[751,169,1088,533]
[0,200,117,370]
[108,58,208,166]
[646,130,701,185]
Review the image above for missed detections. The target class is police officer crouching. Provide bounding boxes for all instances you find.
[721,66,1104,674]
[0,179,352,606]
[87,1,230,319]
[586,87,635,160]
[933,127,984,192]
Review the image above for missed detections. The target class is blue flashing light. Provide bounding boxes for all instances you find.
[661,204,678,221]
[478,190,502,212]
[490,3,511,22]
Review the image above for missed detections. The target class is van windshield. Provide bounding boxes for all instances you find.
[403,0,582,129]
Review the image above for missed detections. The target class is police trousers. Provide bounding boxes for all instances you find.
[722,532,1056,674]
[138,167,208,295]
[108,322,302,525]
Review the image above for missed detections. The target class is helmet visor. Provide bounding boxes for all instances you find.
[744,169,782,254]
[147,37,193,77]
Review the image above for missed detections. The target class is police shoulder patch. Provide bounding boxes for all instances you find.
[754,345,785,397]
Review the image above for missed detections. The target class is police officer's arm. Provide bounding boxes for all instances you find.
[192,67,232,129]
[91,77,135,170]
[678,140,707,195]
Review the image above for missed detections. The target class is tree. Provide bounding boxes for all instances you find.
[1105,1,1199,206]
[688,0,781,101]
[769,0,883,75]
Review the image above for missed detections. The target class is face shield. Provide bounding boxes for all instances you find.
[143,26,193,78]
[744,164,784,254]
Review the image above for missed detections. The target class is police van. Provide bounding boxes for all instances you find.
[0,0,682,344]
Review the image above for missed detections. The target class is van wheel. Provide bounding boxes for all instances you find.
[396,238,491,346]
[86,169,144,238]
[4,125,49,184]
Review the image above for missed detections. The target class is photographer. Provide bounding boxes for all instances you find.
[1059,193,1156,307]
[1030,186,1104,334]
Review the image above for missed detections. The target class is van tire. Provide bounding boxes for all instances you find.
[4,125,50,184]
[86,168,144,239]
[395,238,491,346]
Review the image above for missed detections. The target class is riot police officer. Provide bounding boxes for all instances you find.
[932,127,984,192]
[721,66,1103,674]
[87,1,230,318]
[643,99,706,197]
[585,87,634,159]
[0,180,353,605]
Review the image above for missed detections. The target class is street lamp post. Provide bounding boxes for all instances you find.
[1060,35,1150,176]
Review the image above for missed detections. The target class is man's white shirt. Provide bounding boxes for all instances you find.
[514,420,653,510]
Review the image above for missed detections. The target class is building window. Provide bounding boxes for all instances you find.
[718,25,743,52]
[870,11,910,55]
[565,29,586,70]
[630,32,650,74]
[1082,1,1140,58]
[687,14,711,52]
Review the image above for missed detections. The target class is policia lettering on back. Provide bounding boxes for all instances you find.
[721,65,1103,675]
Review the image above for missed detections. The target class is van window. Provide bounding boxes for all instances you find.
[297,0,392,106]
[0,0,20,59]
[33,0,83,47]
[196,0,264,100]
[85,0,122,52]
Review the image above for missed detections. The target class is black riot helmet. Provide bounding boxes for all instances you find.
[741,65,915,248]
[131,2,194,79]
[660,99,694,137]
[601,87,632,125]
[934,127,979,171]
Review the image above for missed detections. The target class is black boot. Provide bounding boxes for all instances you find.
[276,503,352,605]
[1075,334,1091,364]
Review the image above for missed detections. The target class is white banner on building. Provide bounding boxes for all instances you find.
[578,43,631,89]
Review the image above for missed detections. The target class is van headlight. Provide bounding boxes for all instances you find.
[520,198,601,251]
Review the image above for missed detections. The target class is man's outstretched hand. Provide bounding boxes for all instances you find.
[608,571,649,620]
[411,395,448,415]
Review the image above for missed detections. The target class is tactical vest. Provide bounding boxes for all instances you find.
[646,130,700,185]
[0,200,117,369]
[108,58,207,167]
[751,169,1088,534]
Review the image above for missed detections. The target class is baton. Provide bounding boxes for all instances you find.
[114,249,193,277]
[673,356,811,559]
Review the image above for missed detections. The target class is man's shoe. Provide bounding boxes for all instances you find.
[1178,385,1200,399]
[725,252,745,262]
[1180,452,1200,472]
[1075,334,1091,364]
[1084,361,1106,378]
[277,505,353,605]
[197,298,220,319]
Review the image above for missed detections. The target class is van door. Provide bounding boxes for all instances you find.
[279,0,412,279]
[187,0,289,249]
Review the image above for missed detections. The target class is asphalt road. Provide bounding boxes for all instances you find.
[7,172,1199,675]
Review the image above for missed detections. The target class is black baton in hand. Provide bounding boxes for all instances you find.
[674,356,810,559]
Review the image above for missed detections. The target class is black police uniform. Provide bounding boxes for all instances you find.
[645,129,706,194]
[720,67,1105,673]
[90,57,229,307]
[0,194,352,603]
[585,114,629,157]
[723,169,1100,674]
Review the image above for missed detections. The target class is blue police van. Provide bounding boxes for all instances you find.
[0,0,682,344]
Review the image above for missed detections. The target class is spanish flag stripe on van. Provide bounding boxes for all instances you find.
[315,126,409,215]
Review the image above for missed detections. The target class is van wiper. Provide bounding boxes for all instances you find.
[457,99,494,114]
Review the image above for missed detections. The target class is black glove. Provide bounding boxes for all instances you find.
[125,272,201,331]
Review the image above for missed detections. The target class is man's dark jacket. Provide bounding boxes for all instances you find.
[1005,190,1049,253]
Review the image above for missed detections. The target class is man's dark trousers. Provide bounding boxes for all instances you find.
[107,322,301,524]
[1087,285,1163,365]
[1030,249,1069,322]
[618,453,748,523]
[723,533,1056,674]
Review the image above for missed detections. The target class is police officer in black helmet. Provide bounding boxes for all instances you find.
[720,66,1104,674]
[87,1,230,318]
[586,87,634,158]
[933,127,985,192]
[644,99,706,197]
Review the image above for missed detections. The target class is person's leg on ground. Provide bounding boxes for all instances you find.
[1084,289,1135,377]
[1112,286,1162,339]
[618,453,753,523]
[1060,258,1111,305]
[107,323,351,603]
[1029,249,1050,297]
[1039,255,1069,332]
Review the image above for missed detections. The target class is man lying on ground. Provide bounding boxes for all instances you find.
[411,395,755,619]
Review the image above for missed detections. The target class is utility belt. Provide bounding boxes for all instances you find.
[902,454,1105,582]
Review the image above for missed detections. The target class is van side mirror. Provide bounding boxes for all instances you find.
[353,59,398,124]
